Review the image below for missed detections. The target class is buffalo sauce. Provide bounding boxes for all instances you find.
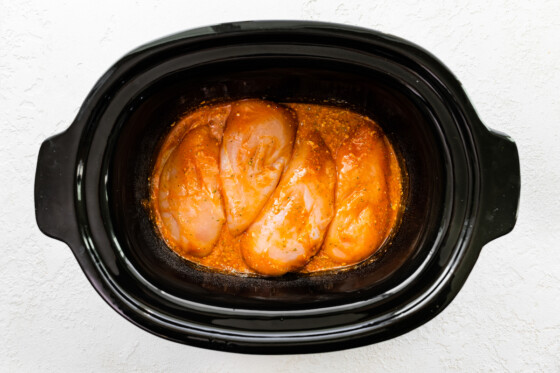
[149,100,404,275]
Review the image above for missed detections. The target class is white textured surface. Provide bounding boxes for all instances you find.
[1,0,559,371]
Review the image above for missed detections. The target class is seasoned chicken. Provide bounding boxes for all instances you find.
[157,125,225,257]
[322,125,392,264]
[173,104,231,143]
[151,101,403,275]
[220,100,297,235]
[241,130,336,276]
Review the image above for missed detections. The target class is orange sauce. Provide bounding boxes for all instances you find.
[149,101,404,275]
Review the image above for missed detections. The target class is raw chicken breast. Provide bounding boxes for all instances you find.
[157,125,225,257]
[220,100,296,235]
[323,125,392,264]
[241,130,336,276]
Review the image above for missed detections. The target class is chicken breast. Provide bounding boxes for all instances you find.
[240,130,336,276]
[157,125,225,257]
[322,125,392,264]
[220,100,297,235]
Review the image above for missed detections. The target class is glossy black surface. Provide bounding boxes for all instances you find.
[35,21,520,354]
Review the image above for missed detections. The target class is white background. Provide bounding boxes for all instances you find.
[2,0,559,371]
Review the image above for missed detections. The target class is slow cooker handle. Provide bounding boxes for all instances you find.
[34,126,81,248]
[476,128,520,245]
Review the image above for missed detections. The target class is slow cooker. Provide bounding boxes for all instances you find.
[35,21,520,354]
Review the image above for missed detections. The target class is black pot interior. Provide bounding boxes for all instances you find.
[108,57,445,310]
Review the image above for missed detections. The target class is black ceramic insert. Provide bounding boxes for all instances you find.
[35,21,520,354]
